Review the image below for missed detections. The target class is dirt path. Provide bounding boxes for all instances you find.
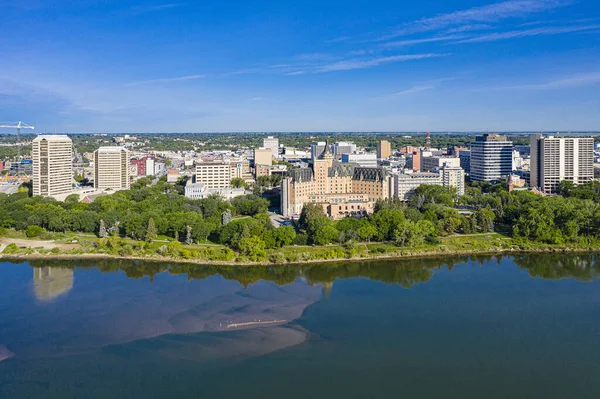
[0,238,60,251]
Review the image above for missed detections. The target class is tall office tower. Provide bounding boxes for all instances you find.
[93,147,130,191]
[377,140,392,159]
[311,141,327,160]
[333,141,356,156]
[530,134,594,194]
[32,135,73,197]
[469,134,513,182]
[263,136,279,158]
[441,164,465,196]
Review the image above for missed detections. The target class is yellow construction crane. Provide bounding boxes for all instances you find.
[0,121,35,160]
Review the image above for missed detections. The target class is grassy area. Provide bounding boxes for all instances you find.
[2,229,600,265]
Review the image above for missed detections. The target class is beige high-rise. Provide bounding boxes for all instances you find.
[377,140,392,159]
[94,147,130,191]
[32,135,73,197]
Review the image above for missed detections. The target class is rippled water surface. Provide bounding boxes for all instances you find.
[1,255,600,398]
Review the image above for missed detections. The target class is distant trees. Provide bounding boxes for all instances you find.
[230,177,246,189]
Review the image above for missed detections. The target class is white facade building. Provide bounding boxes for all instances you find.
[185,182,245,200]
[32,135,73,197]
[263,136,279,158]
[391,171,442,201]
[333,141,357,156]
[530,134,594,194]
[93,146,130,191]
[341,153,377,168]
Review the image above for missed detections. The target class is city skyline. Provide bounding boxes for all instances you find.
[1,0,600,132]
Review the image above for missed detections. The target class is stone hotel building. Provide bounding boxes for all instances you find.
[281,144,390,219]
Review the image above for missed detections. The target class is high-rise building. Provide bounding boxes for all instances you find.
[530,134,594,194]
[333,141,356,157]
[440,164,465,196]
[93,147,130,191]
[377,140,392,159]
[32,135,73,197]
[469,134,513,182]
[254,147,273,166]
[341,153,377,168]
[263,136,279,158]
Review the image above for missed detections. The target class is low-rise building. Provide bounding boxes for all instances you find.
[421,156,461,172]
[184,181,245,200]
[390,171,442,201]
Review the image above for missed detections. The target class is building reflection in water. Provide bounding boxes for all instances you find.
[33,267,74,301]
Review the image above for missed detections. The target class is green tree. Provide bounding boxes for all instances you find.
[145,218,157,243]
[230,177,246,188]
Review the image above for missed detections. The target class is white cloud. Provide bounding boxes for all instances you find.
[498,72,600,90]
[381,0,571,39]
[125,74,206,86]
[452,24,600,43]
[316,53,448,73]
[382,35,467,47]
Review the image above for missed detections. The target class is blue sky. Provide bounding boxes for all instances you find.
[0,0,599,132]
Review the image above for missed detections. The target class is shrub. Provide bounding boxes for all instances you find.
[25,225,45,238]
[2,243,19,254]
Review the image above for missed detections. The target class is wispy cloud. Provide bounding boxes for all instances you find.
[125,74,206,86]
[374,77,458,99]
[284,71,305,76]
[452,24,600,43]
[496,72,600,90]
[390,85,436,96]
[131,3,185,15]
[445,24,492,33]
[382,35,467,47]
[380,0,571,39]
[316,53,448,73]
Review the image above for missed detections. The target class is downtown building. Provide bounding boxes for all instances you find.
[281,144,390,219]
[262,136,279,158]
[194,160,249,188]
[530,134,594,194]
[469,134,513,182]
[377,140,392,159]
[93,147,130,191]
[32,135,73,197]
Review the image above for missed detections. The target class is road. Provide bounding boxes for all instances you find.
[0,183,20,195]
[268,212,288,228]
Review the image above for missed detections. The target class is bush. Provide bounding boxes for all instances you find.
[25,225,46,238]
[2,243,19,254]
[293,233,308,246]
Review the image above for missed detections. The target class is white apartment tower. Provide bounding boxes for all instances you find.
[530,134,594,194]
[263,136,279,158]
[32,135,73,197]
[94,147,130,191]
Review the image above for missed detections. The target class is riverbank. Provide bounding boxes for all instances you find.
[2,233,600,266]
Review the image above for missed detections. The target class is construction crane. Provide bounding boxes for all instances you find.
[0,121,35,160]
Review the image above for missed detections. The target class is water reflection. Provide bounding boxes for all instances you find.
[33,267,74,301]
[2,253,600,363]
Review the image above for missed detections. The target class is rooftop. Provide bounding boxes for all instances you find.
[33,135,71,142]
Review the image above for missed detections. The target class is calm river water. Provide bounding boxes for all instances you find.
[1,254,600,398]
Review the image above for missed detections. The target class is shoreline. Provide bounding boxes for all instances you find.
[2,245,599,267]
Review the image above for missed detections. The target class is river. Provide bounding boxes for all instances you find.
[1,254,600,398]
